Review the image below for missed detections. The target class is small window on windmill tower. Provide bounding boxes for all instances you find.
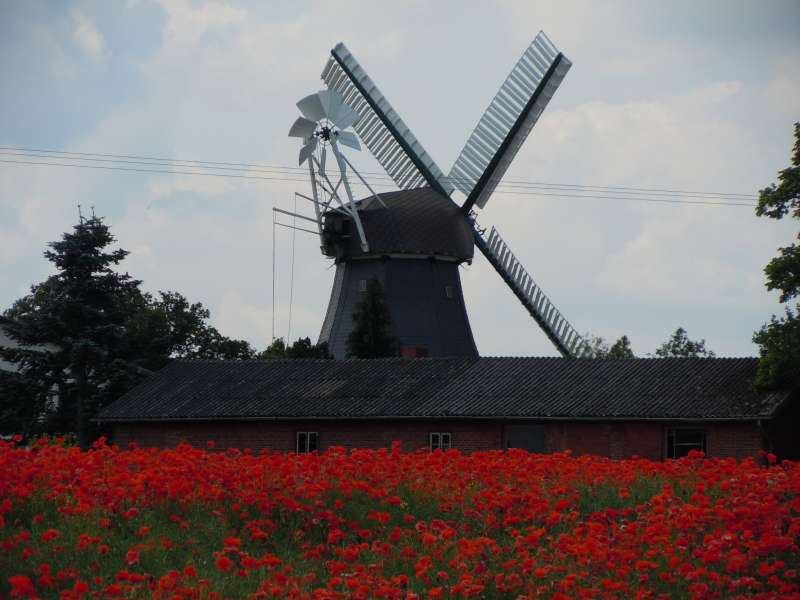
[444,285,454,299]
[358,279,367,293]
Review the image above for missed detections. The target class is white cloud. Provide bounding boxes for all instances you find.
[71,9,108,62]
[148,174,230,200]
[763,53,800,117]
[3,1,798,360]
[154,0,246,48]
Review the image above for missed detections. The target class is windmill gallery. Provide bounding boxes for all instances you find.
[99,32,799,461]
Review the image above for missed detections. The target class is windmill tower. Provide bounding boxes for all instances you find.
[287,31,588,359]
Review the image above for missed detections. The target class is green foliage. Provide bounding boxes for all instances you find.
[608,335,634,358]
[0,370,47,437]
[756,122,800,221]
[345,277,397,358]
[753,122,800,388]
[654,327,715,358]
[0,216,142,447]
[581,334,634,358]
[0,216,253,443]
[257,337,331,359]
[753,309,800,388]
[580,333,609,358]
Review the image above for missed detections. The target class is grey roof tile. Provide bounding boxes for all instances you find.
[98,357,794,422]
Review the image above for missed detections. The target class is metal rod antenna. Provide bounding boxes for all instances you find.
[295,191,345,212]
[274,221,320,235]
[287,194,297,342]
[330,140,369,252]
[340,151,386,208]
[306,161,324,241]
[271,209,276,342]
[273,207,319,225]
[311,154,350,212]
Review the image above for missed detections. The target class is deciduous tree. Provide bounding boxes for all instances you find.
[753,122,800,388]
[654,327,715,358]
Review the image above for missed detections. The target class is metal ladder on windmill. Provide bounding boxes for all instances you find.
[474,224,589,358]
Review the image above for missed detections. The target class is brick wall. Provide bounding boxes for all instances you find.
[112,419,766,460]
[113,420,503,454]
[544,422,665,460]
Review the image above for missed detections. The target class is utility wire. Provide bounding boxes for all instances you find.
[0,146,755,200]
[0,157,755,208]
[0,154,757,208]
[0,146,757,200]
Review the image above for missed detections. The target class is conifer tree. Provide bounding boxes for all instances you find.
[1,215,141,447]
[0,215,255,444]
[345,277,397,358]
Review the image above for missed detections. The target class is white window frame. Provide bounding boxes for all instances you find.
[358,279,367,292]
[429,432,451,451]
[296,431,319,454]
[666,428,706,459]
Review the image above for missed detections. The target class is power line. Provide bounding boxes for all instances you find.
[0,155,757,208]
[0,145,757,200]
[0,157,756,208]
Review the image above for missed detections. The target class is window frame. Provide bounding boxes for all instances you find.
[296,431,319,454]
[666,428,706,459]
[358,279,367,292]
[429,432,451,451]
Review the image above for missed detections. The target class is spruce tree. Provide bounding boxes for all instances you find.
[345,277,397,358]
[1,216,256,442]
[1,215,141,447]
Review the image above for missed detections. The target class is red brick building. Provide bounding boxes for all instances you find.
[98,357,799,461]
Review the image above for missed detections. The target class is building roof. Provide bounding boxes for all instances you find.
[322,187,474,261]
[98,357,794,423]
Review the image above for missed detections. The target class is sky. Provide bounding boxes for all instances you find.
[1,0,798,357]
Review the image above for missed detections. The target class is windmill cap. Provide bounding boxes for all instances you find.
[322,187,474,262]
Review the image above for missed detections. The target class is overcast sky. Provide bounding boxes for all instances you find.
[1,0,799,357]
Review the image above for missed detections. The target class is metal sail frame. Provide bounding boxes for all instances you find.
[450,31,572,214]
[315,33,588,358]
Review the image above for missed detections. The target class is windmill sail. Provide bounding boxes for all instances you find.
[451,32,572,213]
[321,43,453,196]
[474,224,588,358]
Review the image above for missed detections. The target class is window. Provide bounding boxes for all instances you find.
[666,429,706,459]
[444,285,454,299]
[296,431,319,454]
[358,279,367,292]
[430,432,451,451]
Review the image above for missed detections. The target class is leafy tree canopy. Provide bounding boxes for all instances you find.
[654,327,715,358]
[607,335,635,359]
[346,277,397,358]
[258,337,331,359]
[581,334,635,358]
[753,122,800,388]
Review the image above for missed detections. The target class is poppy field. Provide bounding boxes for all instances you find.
[1,439,798,599]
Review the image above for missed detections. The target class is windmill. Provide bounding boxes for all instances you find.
[285,31,589,359]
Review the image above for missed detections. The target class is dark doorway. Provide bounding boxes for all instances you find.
[504,423,545,453]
